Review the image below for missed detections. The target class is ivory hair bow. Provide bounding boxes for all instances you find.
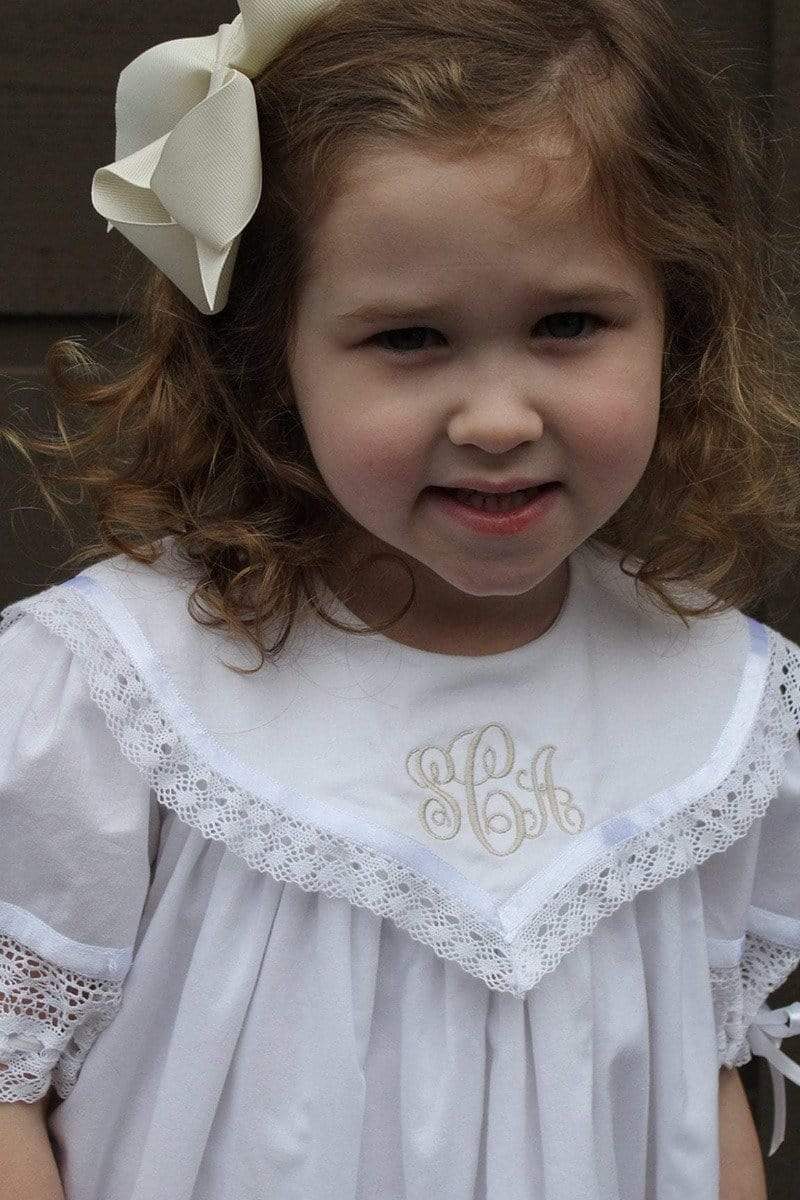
[91,0,334,315]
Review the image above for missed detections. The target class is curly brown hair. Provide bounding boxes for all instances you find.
[3,0,800,672]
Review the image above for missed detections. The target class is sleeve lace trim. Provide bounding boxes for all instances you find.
[711,931,800,1069]
[0,934,123,1103]
[1,581,799,999]
[711,932,800,1155]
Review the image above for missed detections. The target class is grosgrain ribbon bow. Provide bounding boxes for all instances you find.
[91,0,334,315]
[747,1000,800,1155]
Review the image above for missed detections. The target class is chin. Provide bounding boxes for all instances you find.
[426,563,556,599]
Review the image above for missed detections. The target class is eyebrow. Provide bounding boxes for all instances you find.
[335,285,640,325]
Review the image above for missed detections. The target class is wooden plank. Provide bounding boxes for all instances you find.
[0,317,122,373]
[0,1,234,91]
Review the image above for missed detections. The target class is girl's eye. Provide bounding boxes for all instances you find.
[368,312,607,356]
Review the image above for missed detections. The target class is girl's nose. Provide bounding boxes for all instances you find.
[445,389,546,454]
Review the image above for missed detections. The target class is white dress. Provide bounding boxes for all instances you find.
[1,537,799,1200]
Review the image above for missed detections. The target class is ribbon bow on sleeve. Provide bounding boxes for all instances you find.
[91,0,334,315]
[747,1000,800,1156]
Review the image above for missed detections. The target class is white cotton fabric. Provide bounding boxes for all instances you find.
[1,536,799,1200]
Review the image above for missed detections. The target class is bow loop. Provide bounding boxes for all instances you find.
[235,0,336,76]
[151,69,261,253]
[114,32,225,160]
[92,138,175,228]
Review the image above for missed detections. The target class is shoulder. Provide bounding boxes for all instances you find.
[0,537,220,779]
[573,544,776,737]
[2,536,229,677]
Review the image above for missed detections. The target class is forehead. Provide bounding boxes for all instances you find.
[303,137,642,292]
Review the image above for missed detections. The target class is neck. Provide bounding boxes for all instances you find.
[319,540,570,656]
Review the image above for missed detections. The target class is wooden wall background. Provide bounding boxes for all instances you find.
[1,1,799,1192]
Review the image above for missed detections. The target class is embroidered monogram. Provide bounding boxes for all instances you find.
[405,722,585,856]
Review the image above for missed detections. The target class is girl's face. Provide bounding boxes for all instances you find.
[288,141,665,654]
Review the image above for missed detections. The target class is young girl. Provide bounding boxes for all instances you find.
[2,0,800,1197]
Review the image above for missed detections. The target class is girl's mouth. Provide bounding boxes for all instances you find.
[427,483,561,536]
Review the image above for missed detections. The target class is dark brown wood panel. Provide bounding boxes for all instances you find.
[1,0,234,315]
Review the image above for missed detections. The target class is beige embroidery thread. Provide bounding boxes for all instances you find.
[405,722,585,856]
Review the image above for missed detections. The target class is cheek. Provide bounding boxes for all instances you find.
[571,374,661,485]
[304,406,424,503]
[349,437,424,496]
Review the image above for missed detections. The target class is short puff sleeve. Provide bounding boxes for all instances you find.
[0,605,159,1104]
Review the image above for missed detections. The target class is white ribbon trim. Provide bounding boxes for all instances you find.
[747,1000,800,1155]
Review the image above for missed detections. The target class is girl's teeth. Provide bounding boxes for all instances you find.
[455,488,537,512]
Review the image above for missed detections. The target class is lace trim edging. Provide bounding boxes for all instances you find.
[0,933,122,1104]
[711,931,800,1069]
[1,585,799,999]
[711,931,800,1155]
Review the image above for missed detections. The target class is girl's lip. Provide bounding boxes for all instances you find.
[436,480,554,495]
[428,482,561,536]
